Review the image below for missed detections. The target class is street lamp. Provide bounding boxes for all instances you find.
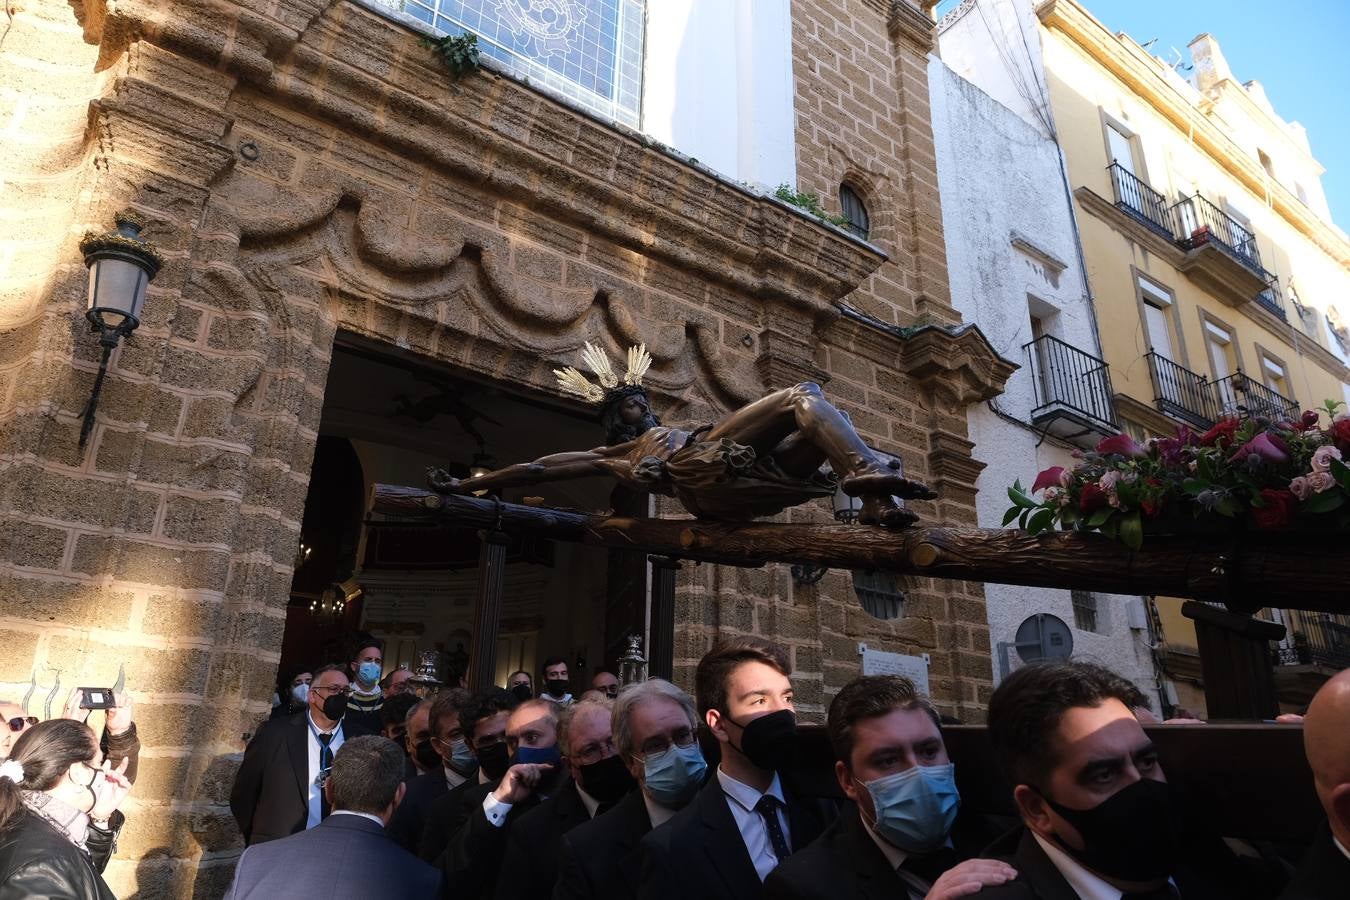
[792,449,907,585]
[77,212,162,448]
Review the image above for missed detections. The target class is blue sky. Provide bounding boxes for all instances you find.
[1082,0,1350,228]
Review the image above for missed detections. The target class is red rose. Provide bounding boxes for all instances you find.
[1251,488,1296,530]
[1032,466,1068,494]
[1079,482,1107,514]
[1200,418,1240,447]
[1096,433,1146,458]
[1297,410,1320,431]
[1333,418,1350,454]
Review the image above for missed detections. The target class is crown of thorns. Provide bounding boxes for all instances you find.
[553,342,652,405]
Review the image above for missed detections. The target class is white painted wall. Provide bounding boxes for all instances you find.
[642,0,796,189]
[929,55,1161,707]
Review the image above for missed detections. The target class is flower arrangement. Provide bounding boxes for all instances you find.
[1005,401,1350,549]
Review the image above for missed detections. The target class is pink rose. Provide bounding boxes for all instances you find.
[1289,475,1312,501]
[1229,432,1291,465]
[1308,471,1336,494]
[1312,445,1343,473]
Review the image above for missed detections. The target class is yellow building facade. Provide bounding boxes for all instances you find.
[1036,0,1350,713]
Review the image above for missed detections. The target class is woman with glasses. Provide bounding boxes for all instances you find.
[0,718,132,899]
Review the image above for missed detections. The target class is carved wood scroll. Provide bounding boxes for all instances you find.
[370,486,1346,615]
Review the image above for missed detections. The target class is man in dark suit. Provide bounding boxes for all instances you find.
[639,637,831,900]
[1282,668,1350,899]
[764,675,1016,900]
[439,697,568,898]
[977,661,1262,900]
[224,735,440,899]
[389,688,472,852]
[418,687,518,862]
[231,663,376,845]
[554,679,708,900]
[496,698,634,898]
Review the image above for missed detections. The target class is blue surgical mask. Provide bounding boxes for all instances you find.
[512,743,562,767]
[448,738,478,776]
[858,763,960,853]
[357,662,382,686]
[641,743,707,808]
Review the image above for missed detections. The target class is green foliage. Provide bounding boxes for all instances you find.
[773,184,851,228]
[426,32,482,80]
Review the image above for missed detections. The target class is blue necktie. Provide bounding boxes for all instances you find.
[318,733,333,819]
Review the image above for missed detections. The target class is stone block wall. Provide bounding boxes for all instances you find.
[0,0,1012,894]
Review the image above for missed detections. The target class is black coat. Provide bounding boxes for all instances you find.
[638,773,831,900]
[553,789,655,900]
[974,824,1271,900]
[763,804,919,900]
[1279,825,1350,900]
[229,712,374,845]
[495,782,596,899]
[0,812,115,900]
[388,769,449,853]
[436,775,564,899]
[419,777,488,862]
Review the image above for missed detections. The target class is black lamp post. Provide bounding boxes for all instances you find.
[77,212,162,448]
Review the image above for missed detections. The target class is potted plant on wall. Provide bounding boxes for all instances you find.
[1191,224,1212,246]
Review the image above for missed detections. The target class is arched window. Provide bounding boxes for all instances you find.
[839,183,870,240]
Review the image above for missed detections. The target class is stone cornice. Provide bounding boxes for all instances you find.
[100,0,887,325]
[1038,0,1350,270]
[889,1,935,52]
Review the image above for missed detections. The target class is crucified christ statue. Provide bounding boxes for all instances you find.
[428,344,934,528]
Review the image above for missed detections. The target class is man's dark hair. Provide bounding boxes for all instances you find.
[542,657,568,674]
[460,687,520,739]
[694,636,791,717]
[380,692,419,730]
[327,735,406,814]
[599,385,660,445]
[988,661,1146,789]
[827,675,941,768]
[349,635,383,660]
[430,687,471,736]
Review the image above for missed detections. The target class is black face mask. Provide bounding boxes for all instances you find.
[545,678,568,697]
[477,741,511,781]
[578,753,637,805]
[1043,777,1178,882]
[728,709,798,772]
[321,693,348,722]
[413,738,441,772]
[510,683,534,702]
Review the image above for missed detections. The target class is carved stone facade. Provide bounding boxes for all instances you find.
[0,0,1010,894]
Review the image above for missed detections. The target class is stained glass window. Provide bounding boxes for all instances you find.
[402,0,644,127]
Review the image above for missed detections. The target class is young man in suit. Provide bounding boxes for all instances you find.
[495,699,635,898]
[224,736,440,899]
[1282,668,1350,899]
[639,637,829,900]
[231,663,374,845]
[554,679,709,900]
[388,689,472,852]
[979,660,1255,900]
[439,697,567,898]
[764,675,1016,900]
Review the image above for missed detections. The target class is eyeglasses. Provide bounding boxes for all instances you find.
[573,737,618,766]
[311,686,352,697]
[637,728,697,758]
[6,717,37,732]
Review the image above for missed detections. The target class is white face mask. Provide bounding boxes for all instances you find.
[291,683,310,705]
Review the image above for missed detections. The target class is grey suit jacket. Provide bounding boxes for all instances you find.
[224,813,441,900]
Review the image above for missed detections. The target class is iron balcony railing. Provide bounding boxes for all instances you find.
[1024,334,1117,431]
[1172,193,1265,277]
[1145,351,1218,429]
[1107,163,1174,236]
[1256,279,1288,321]
[1212,371,1297,421]
[1274,614,1350,670]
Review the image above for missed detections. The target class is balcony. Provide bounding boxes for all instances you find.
[1273,613,1350,706]
[1255,279,1288,322]
[1108,163,1174,238]
[1145,351,1218,429]
[1024,334,1117,444]
[1212,372,1298,422]
[1172,194,1275,309]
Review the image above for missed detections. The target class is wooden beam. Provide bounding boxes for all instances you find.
[370,486,1346,614]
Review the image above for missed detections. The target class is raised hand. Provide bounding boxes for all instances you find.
[491,762,553,804]
[90,756,132,821]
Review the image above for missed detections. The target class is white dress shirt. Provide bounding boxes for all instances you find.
[576,783,601,818]
[444,764,468,791]
[1336,835,1350,862]
[329,810,384,827]
[305,713,345,829]
[1033,832,1178,900]
[643,791,677,829]
[717,767,793,882]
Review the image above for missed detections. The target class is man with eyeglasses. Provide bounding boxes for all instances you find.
[232,663,374,845]
[554,679,709,900]
[495,698,634,898]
